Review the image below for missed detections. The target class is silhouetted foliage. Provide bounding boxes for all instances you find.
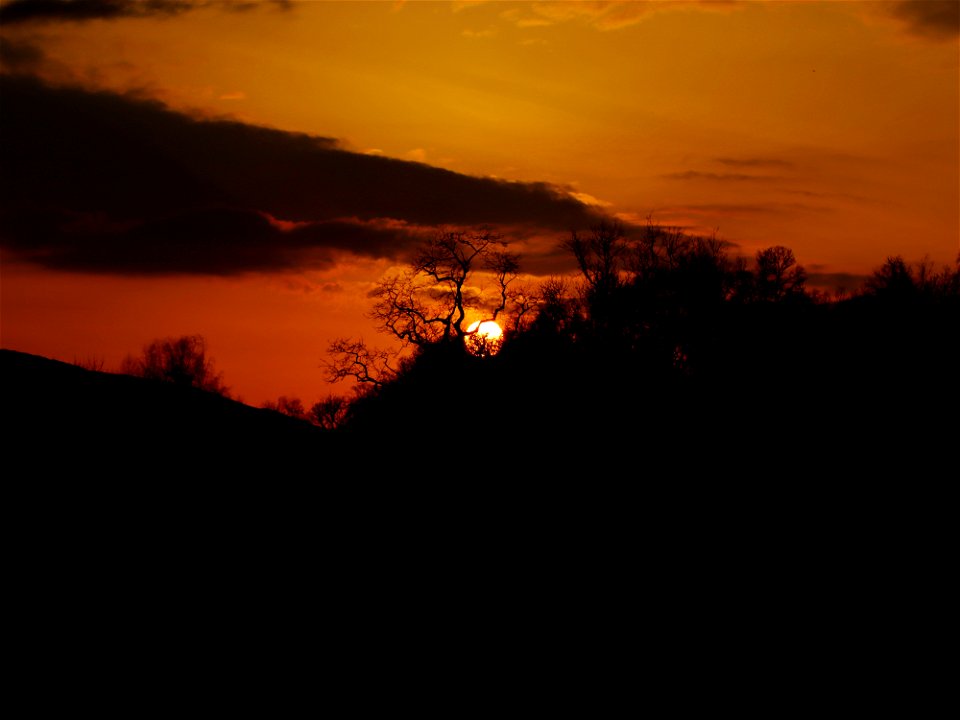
[72,355,105,372]
[121,335,228,396]
[865,256,916,299]
[310,394,350,431]
[324,338,402,388]
[262,395,308,421]
[753,245,808,302]
[559,220,742,373]
[463,324,503,358]
[864,254,959,302]
[564,220,627,310]
[527,277,579,337]
[321,221,957,471]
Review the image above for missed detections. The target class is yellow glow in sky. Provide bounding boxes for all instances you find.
[1,0,957,404]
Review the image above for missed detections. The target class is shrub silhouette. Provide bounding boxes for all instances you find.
[121,335,228,396]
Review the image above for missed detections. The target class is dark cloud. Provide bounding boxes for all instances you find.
[0,75,606,274]
[0,0,194,24]
[0,0,290,25]
[0,39,46,71]
[890,0,959,40]
[2,207,430,275]
[662,171,782,183]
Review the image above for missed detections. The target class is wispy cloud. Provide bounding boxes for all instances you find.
[783,189,876,205]
[715,157,795,169]
[568,191,612,207]
[662,171,783,183]
[658,202,829,218]
[500,0,741,32]
[462,26,497,38]
[452,0,489,12]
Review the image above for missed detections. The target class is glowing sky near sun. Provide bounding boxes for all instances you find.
[1,0,957,405]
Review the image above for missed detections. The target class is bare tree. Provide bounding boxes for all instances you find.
[310,394,350,430]
[326,228,521,387]
[865,254,960,300]
[73,355,106,372]
[324,338,401,388]
[370,228,519,346]
[262,396,308,420]
[121,335,228,396]
[564,220,627,297]
[506,284,539,335]
[530,277,579,334]
[755,245,807,301]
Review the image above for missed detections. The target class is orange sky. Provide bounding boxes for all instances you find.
[1,0,957,405]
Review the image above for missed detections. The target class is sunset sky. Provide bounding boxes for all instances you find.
[1,0,957,405]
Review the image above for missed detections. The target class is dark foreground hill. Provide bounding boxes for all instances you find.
[1,349,329,473]
[3,350,948,638]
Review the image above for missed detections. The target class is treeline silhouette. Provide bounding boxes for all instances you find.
[63,222,955,468]
[328,223,958,462]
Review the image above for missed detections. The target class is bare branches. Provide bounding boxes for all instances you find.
[370,227,518,345]
[324,338,399,387]
[564,220,627,294]
[121,334,229,396]
[369,273,447,345]
[755,245,807,301]
[865,254,960,300]
[484,248,520,324]
[503,277,580,337]
[325,227,523,387]
[507,285,538,335]
[310,394,350,430]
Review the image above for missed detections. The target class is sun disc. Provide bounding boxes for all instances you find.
[465,320,503,356]
[467,320,503,340]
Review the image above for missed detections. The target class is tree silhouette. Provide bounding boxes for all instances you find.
[262,395,308,420]
[324,338,401,388]
[327,228,520,387]
[868,256,913,290]
[560,220,738,372]
[310,394,350,430]
[862,255,959,304]
[753,245,807,302]
[121,335,228,396]
[564,220,627,300]
[371,228,519,346]
[528,277,578,336]
[314,217,958,467]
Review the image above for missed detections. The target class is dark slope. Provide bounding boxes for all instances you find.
[1,349,329,471]
[1,350,429,637]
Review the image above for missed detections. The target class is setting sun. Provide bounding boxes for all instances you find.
[465,320,504,357]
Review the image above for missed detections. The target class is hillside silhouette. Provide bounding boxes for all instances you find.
[1,349,327,473]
